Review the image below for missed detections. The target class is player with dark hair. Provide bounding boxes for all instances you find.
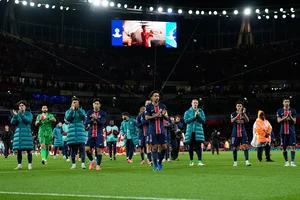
[65,96,87,169]
[137,106,148,164]
[35,105,56,165]
[11,100,34,170]
[106,120,119,161]
[85,98,107,170]
[277,98,297,167]
[145,91,168,171]
[231,101,251,167]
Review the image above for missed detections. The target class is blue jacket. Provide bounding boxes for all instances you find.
[53,125,63,147]
[184,107,206,143]
[10,108,33,150]
[136,113,149,139]
[62,123,69,142]
[65,108,86,145]
[120,117,139,147]
[84,109,106,138]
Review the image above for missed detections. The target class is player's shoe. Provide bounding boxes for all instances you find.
[113,156,116,161]
[158,164,163,171]
[162,159,166,163]
[284,162,290,167]
[147,159,151,165]
[89,161,96,170]
[96,165,101,171]
[63,156,66,159]
[167,158,171,162]
[233,162,238,167]
[189,161,194,166]
[150,162,153,166]
[127,159,133,163]
[197,161,205,166]
[246,161,251,166]
[291,162,297,167]
[53,156,56,159]
[153,166,159,171]
[140,160,145,164]
[110,158,112,161]
[66,158,70,162]
[41,160,48,165]
[266,159,274,162]
[14,165,22,170]
[70,164,76,169]
[81,163,86,169]
[28,164,32,170]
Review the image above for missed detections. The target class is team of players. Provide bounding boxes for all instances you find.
[10,92,297,170]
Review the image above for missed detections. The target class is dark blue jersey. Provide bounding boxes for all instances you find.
[136,112,148,136]
[276,108,297,135]
[231,112,247,137]
[85,110,106,137]
[145,103,167,134]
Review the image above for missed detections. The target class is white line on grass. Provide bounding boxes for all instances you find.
[0,191,199,200]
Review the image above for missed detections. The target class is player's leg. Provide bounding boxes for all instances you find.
[265,143,273,162]
[53,146,58,158]
[290,134,296,166]
[14,150,23,170]
[195,141,204,166]
[95,134,104,170]
[128,139,134,162]
[189,133,195,166]
[158,133,167,169]
[232,137,238,166]
[70,144,77,169]
[113,141,117,160]
[242,135,251,166]
[146,143,152,165]
[79,143,86,169]
[151,133,160,170]
[107,142,113,160]
[216,143,219,155]
[27,150,33,170]
[39,133,47,164]
[257,143,263,162]
[281,135,289,166]
[175,138,180,160]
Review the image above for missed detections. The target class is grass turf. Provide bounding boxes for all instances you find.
[0,151,299,200]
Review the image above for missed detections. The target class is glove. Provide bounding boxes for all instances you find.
[113,130,118,135]
[40,115,45,121]
[62,132,67,136]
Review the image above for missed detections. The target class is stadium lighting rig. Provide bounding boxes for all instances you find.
[7,0,299,18]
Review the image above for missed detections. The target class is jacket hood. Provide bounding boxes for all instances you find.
[257,110,264,119]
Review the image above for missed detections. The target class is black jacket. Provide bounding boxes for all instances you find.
[1,130,13,142]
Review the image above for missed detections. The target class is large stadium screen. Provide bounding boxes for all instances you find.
[111,20,177,48]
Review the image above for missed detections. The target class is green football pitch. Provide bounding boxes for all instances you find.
[0,151,299,200]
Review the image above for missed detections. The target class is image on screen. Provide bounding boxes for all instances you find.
[111,20,177,48]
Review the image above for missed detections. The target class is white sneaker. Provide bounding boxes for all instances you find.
[162,159,166,163]
[167,158,171,162]
[246,161,252,166]
[284,162,290,167]
[70,164,76,169]
[233,162,238,167]
[291,162,297,167]
[28,164,32,170]
[14,165,22,170]
[197,161,205,166]
[81,163,86,169]
[66,159,70,162]
[63,156,66,159]
[189,161,194,166]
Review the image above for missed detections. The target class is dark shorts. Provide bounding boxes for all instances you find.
[85,135,105,148]
[138,135,146,148]
[231,135,248,147]
[166,133,171,144]
[281,134,296,147]
[149,132,167,145]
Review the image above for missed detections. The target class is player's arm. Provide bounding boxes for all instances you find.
[48,114,56,123]
[136,115,143,128]
[84,111,94,126]
[65,110,75,122]
[132,119,139,134]
[243,111,249,123]
[11,113,19,125]
[277,110,288,123]
[95,111,106,126]
[19,112,33,125]
[230,113,240,123]
[145,105,159,120]
[289,109,297,124]
[184,110,196,124]
[77,108,86,121]
[196,109,206,123]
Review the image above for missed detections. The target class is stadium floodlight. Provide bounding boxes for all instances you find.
[102,0,108,7]
[258,16,261,19]
[93,0,100,6]
[45,4,49,8]
[60,6,63,10]
[280,8,283,12]
[274,15,278,19]
[222,10,226,15]
[195,10,200,15]
[88,0,93,3]
[255,9,259,13]
[234,10,238,15]
[110,2,115,7]
[15,0,19,4]
[158,7,163,12]
[139,6,142,10]
[265,8,269,13]
[201,11,204,15]
[283,14,286,18]
[266,15,270,19]
[149,6,154,11]
[167,8,172,13]
[22,0,27,5]
[52,5,55,9]
[208,11,212,15]
[30,2,34,6]
[291,14,295,18]
[117,3,121,8]
[188,10,193,14]
[178,9,182,14]
[213,11,217,15]
[37,3,41,7]
[66,7,69,10]
[290,7,295,12]
[124,4,127,8]
[244,8,251,15]
[134,5,137,9]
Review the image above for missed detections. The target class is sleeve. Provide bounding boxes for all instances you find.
[276,109,281,119]
[145,105,151,116]
[231,112,236,119]
[84,111,93,126]
[196,109,206,123]
[52,128,56,137]
[184,110,195,124]
[49,114,55,119]
[20,112,33,125]
[106,126,111,135]
[95,111,106,127]
[120,122,125,136]
[132,119,139,133]
[36,114,41,123]
[77,108,86,121]
[65,110,75,122]
[10,115,19,125]
[136,115,143,128]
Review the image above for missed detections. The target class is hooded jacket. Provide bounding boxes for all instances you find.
[251,110,272,147]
